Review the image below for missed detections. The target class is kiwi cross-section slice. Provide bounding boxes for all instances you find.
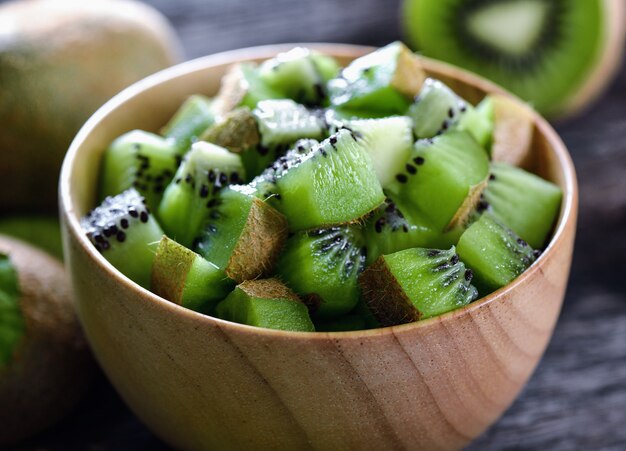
[161,95,216,155]
[277,225,367,319]
[81,188,164,288]
[359,246,478,327]
[157,141,245,248]
[457,213,538,294]
[328,41,426,114]
[0,252,23,367]
[258,47,339,106]
[215,279,314,332]
[387,130,489,233]
[99,130,179,213]
[403,0,625,117]
[274,129,385,231]
[483,162,562,249]
[194,185,288,283]
[151,236,234,313]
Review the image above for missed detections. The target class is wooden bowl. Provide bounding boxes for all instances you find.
[59,44,577,451]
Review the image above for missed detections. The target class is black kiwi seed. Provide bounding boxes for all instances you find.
[230,173,240,183]
[414,156,425,165]
[406,164,417,174]
[175,178,182,185]
[464,269,473,281]
[116,231,126,242]
[441,120,449,131]
[450,254,460,265]
[120,218,129,229]
[139,211,149,223]
[219,173,228,185]
[93,233,105,243]
[533,250,542,258]
[206,199,218,208]
[402,224,409,233]
[448,107,455,118]
[208,171,216,183]
[489,173,496,181]
[185,174,192,184]
[100,240,110,250]
[329,136,338,149]
[199,185,209,198]
[395,174,408,184]
[517,238,528,247]
[375,217,386,233]
[427,249,441,257]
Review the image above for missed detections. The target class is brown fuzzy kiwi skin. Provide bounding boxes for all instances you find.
[0,235,93,445]
[226,198,289,283]
[446,177,489,232]
[201,107,261,153]
[358,257,421,327]
[490,95,535,167]
[237,278,301,303]
[0,0,181,214]
[391,44,427,99]
[151,236,194,306]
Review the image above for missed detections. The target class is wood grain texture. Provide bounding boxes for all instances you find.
[58,45,575,451]
[14,0,626,449]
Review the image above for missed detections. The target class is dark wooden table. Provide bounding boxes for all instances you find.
[16,1,626,449]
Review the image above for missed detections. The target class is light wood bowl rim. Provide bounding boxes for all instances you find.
[60,43,578,339]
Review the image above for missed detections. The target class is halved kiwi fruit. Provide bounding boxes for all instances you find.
[403,0,626,117]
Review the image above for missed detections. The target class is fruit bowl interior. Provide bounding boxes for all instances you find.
[60,44,577,451]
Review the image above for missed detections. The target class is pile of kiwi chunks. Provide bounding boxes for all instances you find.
[84,42,562,333]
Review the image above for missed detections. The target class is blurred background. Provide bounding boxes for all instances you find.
[2,0,625,449]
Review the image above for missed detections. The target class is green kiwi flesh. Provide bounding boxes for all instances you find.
[258,47,339,106]
[483,162,562,249]
[0,253,23,368]
[151,236,234,313]
[274,129,385,230]
[359,246,478,326]
[99,130,179,213]
[456,213,538,294]
[161,95,216,155]
[328,41,426,114]
[252,99,327,148]
[277,225,367,319]
[0,216,62,260]
[81,188,164,288]
[215,279,314,332]
[403,0,608,117]
[387,130,489,232]
[157,141,245,248]
[194,185,288,283]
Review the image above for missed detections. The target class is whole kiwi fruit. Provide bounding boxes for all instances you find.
[402,0,626,118]
[0,0,182,213]
[0,235,93,445]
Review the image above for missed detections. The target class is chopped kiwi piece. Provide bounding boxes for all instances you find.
[158,141,245,248]
[403,0,611,117]
[81,188,164,288]
[0,216,62,260]
[457,213,538,294]
[161,95,216,155]
[387,131,490,232]
[483,162,562,249]
[456,101,493,149]
[258,47,338,106]
[277,225,367,319]
[363,197,436,265]
[408,78,492,147]
[99,130,179,212]
[0,253,23,368]
[328,41,426,114]
[252,99,327,148]
[339,116,414,187]
[151,236,234,313]
[201,107,260,154]
[194,185,288,283]
[360,246,478,326]
[247,139,318,205]
[483,94,535,165]
[274,129,385,230]
[215,279,314,332]
[213,63,282,115]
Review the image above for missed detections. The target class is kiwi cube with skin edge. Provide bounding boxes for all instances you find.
[151,236,235,313]
[328,41,426,114]
[359,246,478,327]
[194,185,288,283]
[274,129,385,231]
[215,279,315,332]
